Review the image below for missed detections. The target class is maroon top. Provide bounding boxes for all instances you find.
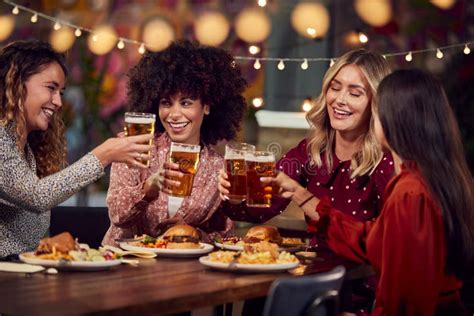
[316,162,465,315]
[223,139,394,246]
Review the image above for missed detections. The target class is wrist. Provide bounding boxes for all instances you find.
[292,187,314,206]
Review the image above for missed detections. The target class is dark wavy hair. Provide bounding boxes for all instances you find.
[377,68,474,279]
[127,40,248,145]
[0,40,68,178]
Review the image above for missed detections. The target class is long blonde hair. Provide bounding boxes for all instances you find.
[0,40,68,178]
[306,49,391,177]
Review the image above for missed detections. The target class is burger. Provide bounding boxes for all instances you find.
[162,224,201,249]
[243,225,282,245]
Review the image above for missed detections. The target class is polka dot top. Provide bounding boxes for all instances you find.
[0,122,105,258]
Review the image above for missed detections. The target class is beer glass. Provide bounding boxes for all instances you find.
[168,142,201,197]
[245,151,276,208]
[124,112,156,167]
[225,142,256,201]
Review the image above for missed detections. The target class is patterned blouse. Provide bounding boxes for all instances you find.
[224,139,394,247]
[0,122,104,258]
[102,133,233,246]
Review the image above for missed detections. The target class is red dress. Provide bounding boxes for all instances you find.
[316,162,466,315]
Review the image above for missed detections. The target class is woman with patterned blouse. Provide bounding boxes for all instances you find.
[218,49,393,315]
[102,40,247,246]
[0,40,153,259]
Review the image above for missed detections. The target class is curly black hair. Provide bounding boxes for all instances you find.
[127,40,248,145]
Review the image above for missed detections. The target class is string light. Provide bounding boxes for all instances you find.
[252,97,264,108]
[358,31,369,44]
[405,52,413,62]
[30,13,37,23]
[436,48,444,59]
[138,43,146,54]
[53,21,61,30]
[277,59,285,70]
[253,59,261,70]
[302,97,312,112]
[92,34,98,42]
[257,0,267,7]
[2,0,473,67]
[117,39,125,49]
[330,59,335,67]
[301,58,309,70]
[464,44,471,55]
[306,27,317,38]
[249,45,260,55]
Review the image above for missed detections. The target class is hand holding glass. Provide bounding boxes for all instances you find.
[245,151,276,208]
[124,112,156,167]
[168,142,201,197]
[225,142,256,202]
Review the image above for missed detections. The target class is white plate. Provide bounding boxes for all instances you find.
[120,242,214,257]
[19,252,122,271]
[214,242,303,253]
[199,256,299,273]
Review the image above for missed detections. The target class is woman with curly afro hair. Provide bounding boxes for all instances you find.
[0,40,153,259]
[102,40,248,246]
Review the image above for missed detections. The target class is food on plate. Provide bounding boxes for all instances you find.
[33,232,120,262]
[243,225,282,245]
[281,237,306,246]
[218,236,244,246]
[208,241,298,265]
[162,224,201,249]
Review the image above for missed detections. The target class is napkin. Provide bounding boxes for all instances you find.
[0,262,45,273]
[102,245,157,259]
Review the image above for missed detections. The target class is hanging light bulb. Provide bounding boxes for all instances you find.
[302,97,313,112]
[382,55,387,60]
[248,45,260,55]
[252,97,264,108]
[53,21,61,31]
[12,6,19,15]
[117,39,125,49]
[92,34,98,42]
[405,52,413,62]
[301,58,309,70]
[306,27,317,38]
[358,31,369,43]
[330,59,335,67]
[30,13,38,23]
[74,28,82,37]
[253,59,261,70]
[277,59,285,70]
[436,48,443,59]
[464,44,471,55]
[138,43,146,54]
[258,0,267,7]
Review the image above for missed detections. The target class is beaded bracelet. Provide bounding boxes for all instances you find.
[298,195,315,208]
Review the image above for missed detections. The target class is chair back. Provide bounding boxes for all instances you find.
[50,206,110,248]
[263,265,346,316]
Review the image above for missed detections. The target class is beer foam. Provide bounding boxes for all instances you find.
[225,152,245,160]
[245,152,275,162]
[170,143,201,153]
[124,116,155,124]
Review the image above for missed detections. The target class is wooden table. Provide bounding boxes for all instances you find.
[0,252,371,315]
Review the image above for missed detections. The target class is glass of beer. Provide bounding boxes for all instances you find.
[124,112,156,167]
[225,142,256,202]
[245,151,276,208]
[168,142,201,197]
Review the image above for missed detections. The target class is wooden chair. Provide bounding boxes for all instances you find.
[50,206,110,248]
[263,266,346,316]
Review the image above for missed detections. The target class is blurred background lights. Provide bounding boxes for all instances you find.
[235,7,271,43]
[277,60,285,70]
[53,21,61,30]
[50,26,75,52]
[248,45,260,55]
[74,28,81,37]
[436,48,444,59]
[405,52,413,62]
[358,31,368,43]
[253,59,261,70]
[194,11,229,47]
[306,27,317,38]
[291,2,330,39]
[301,59,309,70]
[0,15,15,41]
[464,44,470,55]
[258,0,267,7]
[143,18,174,52]
[252,97,264,108]
[354,0,392,27]
[87,25,117,55]
[12,6,19,15]
[430,0,456,10]
[116,39,125,49]
[30,13,38,23]
[302,97,313,112]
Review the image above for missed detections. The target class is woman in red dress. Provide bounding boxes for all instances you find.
[269,68,474,315]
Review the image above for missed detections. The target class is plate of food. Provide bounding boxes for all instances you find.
[200,241,300,273]
[119,224,214,257]
[215,226,305,253]
[19,232,122,271]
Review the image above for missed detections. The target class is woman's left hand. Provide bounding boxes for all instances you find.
[144,162,182,197]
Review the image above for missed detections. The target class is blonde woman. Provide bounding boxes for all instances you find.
[218,49,393,315]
